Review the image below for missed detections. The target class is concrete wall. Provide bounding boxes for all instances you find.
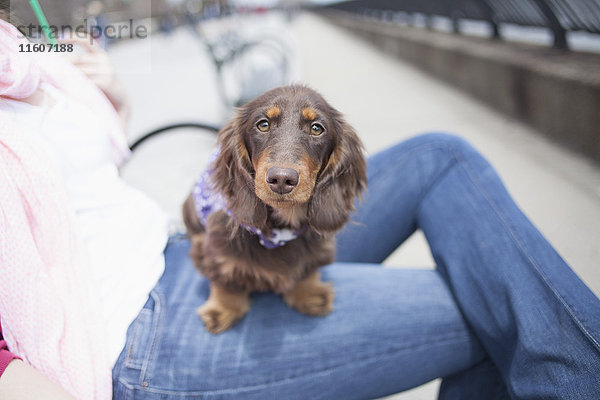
[319,10,600,164]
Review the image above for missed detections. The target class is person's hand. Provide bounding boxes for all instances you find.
[62,36,130,127]
[0,360,76,400]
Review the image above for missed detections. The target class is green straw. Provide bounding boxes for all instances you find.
[29,0,57,45]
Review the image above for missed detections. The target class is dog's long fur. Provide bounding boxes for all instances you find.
[183,85,366,333]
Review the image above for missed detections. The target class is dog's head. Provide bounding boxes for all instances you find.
[212,85,366,233]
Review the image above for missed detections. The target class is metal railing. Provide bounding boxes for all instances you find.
[324,0,600,49]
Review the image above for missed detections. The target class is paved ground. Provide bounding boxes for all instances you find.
[110,11,600,400]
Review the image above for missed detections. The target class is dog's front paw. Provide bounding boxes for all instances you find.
[197,302,247,334]
[284,280,334,317]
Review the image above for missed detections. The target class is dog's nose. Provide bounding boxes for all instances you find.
[266,167,299,194]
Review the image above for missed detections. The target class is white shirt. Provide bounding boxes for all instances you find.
[0,84,169,365]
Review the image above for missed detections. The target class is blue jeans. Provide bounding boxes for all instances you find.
[112,134,600,399]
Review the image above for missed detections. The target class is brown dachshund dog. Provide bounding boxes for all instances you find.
[182,85,366,334]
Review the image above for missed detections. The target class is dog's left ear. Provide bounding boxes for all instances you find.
[308,114,367,233]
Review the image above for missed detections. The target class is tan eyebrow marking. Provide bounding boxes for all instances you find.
[302,107,317,121]
[265,106,281,119]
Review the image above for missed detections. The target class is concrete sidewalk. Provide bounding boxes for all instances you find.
[110,12,600,400]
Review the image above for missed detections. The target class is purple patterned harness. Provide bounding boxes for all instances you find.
[192,149,305,249]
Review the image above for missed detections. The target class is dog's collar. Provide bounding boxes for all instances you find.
[192,148,305,249]
[242,224,307,249]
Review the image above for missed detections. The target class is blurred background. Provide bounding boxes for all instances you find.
[9,0,600,398]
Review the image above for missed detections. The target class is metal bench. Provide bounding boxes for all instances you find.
[324,0,600,50]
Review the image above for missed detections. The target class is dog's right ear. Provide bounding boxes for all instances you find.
[211,118,268,228]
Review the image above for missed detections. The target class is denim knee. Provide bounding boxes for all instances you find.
[407,132,491,173]
[409,132,478,157]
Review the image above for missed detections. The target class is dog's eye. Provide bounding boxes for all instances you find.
[310,123,324,136]
[257,119,270,133]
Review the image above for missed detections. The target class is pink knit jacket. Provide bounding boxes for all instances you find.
[0,19,130,399]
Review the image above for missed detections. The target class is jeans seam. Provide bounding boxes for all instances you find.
[417,146,460,207]
[139,289,166,386]
[124,309,153,369]
[116,331,471,397]
[424,143,600,354]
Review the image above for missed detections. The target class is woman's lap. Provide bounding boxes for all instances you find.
[112,235,483,400]
[113,133,600,399]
